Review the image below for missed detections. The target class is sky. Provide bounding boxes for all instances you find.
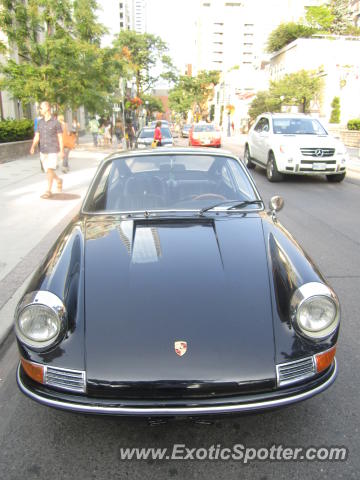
[146,0,197,71]
[97,0,197,72]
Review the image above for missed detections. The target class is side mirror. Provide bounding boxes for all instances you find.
[269,195,284,218]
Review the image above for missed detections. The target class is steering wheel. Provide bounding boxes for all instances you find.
[192,193,226,201]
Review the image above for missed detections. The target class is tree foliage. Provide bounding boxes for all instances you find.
[270,70,323,113]
[328,0,354,34]
[169,70,220,120]
[305,5,334,30]
[267,1,360,53]
[266,23,316,53]
[248,70,323,120]
[248,91,282,121]
[141,94,164,115]
[113,30,177,96]
[0,0,123,114]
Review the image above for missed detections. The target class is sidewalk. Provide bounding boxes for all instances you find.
[0,140,112,345]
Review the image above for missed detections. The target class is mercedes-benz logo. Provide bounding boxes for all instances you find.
[315,149,323,157]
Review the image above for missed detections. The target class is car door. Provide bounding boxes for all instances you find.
[256,117,270,165]
[249,117,265,160]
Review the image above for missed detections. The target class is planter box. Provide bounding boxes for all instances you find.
[0,139,33,164]
[327,127,360,148]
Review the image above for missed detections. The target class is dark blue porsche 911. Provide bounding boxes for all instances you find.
[15,148,339,415]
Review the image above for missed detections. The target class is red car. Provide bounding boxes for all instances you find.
[189,123,221,147]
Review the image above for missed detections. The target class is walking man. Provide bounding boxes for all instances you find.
[88,116,99,146]
[30,101,64,199]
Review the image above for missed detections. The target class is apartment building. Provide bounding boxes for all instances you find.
[270,36,360,123]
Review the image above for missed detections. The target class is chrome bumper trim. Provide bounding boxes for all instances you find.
[17,360,337,416]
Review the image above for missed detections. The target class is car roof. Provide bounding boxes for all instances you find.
[104,147,235,161]
[259,112,309,118]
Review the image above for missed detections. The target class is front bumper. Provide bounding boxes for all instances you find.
[277,154,347,174]
[17,360,337,416]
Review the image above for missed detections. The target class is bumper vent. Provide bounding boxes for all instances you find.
[45,366,86,393]
[300,148,335,157]
[276,357,316,387]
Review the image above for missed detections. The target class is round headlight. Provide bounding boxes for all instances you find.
[18,305,60,342]
[15,291,67,350]
[291,283,340,340]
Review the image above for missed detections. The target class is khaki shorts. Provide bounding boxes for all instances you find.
[40,153,58,172]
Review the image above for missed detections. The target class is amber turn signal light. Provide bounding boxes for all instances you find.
[315,346,336,373]
[21,357,44,384]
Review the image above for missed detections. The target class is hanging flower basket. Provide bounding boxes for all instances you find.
[226,104,235,114]
[131,97,143,107]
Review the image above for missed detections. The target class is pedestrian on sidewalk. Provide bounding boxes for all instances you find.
[153,120,162,147]
[114,119,124,147]
[30,101,64,199]
[89,117,99,146]
[58,114,76,173]
[72,118,80,145]
[125,120,136,149]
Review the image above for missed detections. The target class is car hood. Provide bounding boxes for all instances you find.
[275,134,341,149]
[83,216,276,394]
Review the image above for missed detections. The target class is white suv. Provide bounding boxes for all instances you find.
[245,113,348,182]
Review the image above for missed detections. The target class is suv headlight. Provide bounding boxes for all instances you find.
[290,283,340,340]
[15,291,67,350]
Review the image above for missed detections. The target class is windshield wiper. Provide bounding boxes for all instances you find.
[199,200,263,215]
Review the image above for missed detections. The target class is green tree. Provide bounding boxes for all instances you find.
[113,31,177,97]
[266,22,316,53]
[169,76,197,119]
[270,70,323,113]
[248,91,282,121]
[329,96,341,123]
[305,5,334,30]
[328,0,354,34]
[0,0,119,114]
[169,70,220,120]
[141,94,164,117]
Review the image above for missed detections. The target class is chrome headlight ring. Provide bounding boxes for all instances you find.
[290,282,340,340]
[15,291,67,351]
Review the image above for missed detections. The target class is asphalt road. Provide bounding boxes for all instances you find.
[0,137,359,479]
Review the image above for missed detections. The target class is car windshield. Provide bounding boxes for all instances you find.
[84,153,260,213]
[273,118,327,135]
[193,124,216,132]
[139,127,172,139]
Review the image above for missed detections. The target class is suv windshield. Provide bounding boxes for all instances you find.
[84,154,260,213]
[273,118,327,135]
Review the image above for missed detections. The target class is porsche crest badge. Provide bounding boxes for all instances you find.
[174,341,187,357]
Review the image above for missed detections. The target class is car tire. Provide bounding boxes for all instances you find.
[266,152,283,182]
[326,172,346,183]
[244,145,255,169]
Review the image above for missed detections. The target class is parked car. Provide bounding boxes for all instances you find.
[181,124,192,138]
[135,126,174,148]
[189,123,221,147]
[15,149,339,416]
[245,113,348,182]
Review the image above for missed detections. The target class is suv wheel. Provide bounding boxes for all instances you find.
[266,152,283,182]
[244,145,255,169]
[326,172,346,183]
